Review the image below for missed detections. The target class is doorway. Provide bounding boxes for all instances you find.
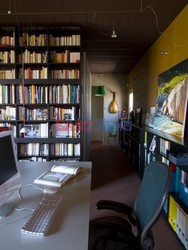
[91,86,104,142]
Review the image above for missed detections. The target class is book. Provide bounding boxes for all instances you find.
[34,165,85,187]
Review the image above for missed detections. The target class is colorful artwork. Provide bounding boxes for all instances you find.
[153,59,188,138]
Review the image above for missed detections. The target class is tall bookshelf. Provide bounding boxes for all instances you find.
[0,26,82,162]
[119,120,188,249]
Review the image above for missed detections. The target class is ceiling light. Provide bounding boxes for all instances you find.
[111,26,117,38]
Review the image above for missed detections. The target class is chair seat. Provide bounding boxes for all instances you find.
[91,216,132,232]
[89,216,138,250]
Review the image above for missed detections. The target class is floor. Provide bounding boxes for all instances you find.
[89,143,183,250]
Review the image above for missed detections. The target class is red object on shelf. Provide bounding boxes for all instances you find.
[169,162,176,172]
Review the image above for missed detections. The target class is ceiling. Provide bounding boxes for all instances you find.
[0,0,187,73]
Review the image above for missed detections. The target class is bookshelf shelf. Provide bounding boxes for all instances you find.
[0,26,82,162]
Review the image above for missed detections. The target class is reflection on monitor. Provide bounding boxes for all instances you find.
[0,131,21,216]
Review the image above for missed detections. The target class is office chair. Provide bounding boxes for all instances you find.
[89,161,172,250]
[105,121,117,146]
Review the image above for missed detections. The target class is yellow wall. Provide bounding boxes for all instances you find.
[127,4,188,113]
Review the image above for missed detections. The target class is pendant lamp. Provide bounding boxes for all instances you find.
[95,86,106,96]
[109,92,118,113]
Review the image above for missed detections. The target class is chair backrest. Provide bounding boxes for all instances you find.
[105,121,117,136]
[134,161,171,249]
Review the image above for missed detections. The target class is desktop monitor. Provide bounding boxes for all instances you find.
[0,131,21,215]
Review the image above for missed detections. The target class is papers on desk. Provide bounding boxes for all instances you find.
[34,165,85,187]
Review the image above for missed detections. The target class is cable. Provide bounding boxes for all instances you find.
[15,207,34,212]
[147,6,162,34]
[17,183,44,199]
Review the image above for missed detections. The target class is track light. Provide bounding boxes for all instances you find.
[111,26,117,38]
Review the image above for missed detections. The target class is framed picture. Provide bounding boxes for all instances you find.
[24,125,41,138]
[153,59,188,138]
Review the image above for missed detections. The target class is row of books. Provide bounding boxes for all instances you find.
[18,107,48,121]
[50,143,80,157]
[168,194,188,248]
[0,69,80,80]
[19,143,49,156]
[50,107,78,121]
[49,35,80,46]
[0,106,16,120]
[18,33,80,47]
[0,69,15,79]
[50,123,80,138]
[19,67,48,79]
[160,138,170,156]
[0,51,15,64]
[0,84,15,104]
[17,85,48,104]
[18,50,47,64]
[51,51,80,63]
[51,69,79,79]
[19,33,48,46]
[1,84,80,104]
[0,34,15,46]
[2,33,80,47]
[49,84,80,104]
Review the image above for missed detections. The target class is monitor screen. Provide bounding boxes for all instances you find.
[0,135,17,185]
[0,131,21,209]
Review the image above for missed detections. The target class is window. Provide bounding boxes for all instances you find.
[129,91,134,112]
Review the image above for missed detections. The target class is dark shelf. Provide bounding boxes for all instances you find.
[48,45,80,50]
[170,192,188,214]
[15,137,80,143]
[0,120,16,123]
[49,120,77,123]
[17,120,48,123]
[0,104,16,106]
[49,103,79,107]
[18,155,48,158]
[16,103,48,107]
[49,62,80,67]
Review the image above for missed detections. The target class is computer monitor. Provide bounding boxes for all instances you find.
[0,131,21,216]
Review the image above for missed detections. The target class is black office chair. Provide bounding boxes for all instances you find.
[89,161,172,250]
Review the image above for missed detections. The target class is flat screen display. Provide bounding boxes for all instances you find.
[0,135,17,185]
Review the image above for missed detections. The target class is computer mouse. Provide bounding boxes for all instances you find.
[43,188,58,194]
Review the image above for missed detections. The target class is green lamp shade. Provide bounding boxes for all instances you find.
[95,86,106,96]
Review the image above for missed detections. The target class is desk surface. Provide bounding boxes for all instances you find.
[0,161,92,250]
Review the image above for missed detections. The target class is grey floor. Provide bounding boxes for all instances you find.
[89,144,183,250]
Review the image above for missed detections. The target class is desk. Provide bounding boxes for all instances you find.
[0,161,92,250]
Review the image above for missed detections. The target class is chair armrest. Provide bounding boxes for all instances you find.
[96,200,133,214]
[96,200,137,225]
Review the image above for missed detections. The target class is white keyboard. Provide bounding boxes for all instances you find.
[21,193,62,236]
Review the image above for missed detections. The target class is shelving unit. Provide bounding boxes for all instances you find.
[0,26,82,162]
[119,119,188,249]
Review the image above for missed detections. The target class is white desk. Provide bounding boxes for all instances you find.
[0,161,92,250]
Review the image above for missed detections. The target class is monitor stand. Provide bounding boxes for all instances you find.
[0,203,15,218]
